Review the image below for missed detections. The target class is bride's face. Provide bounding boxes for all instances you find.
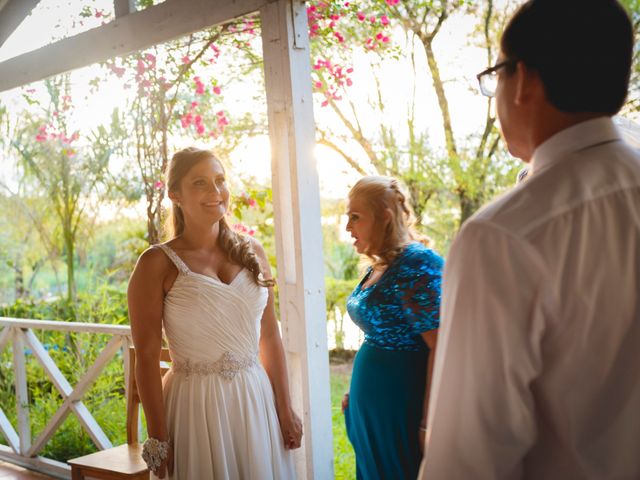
[172,157,230,225]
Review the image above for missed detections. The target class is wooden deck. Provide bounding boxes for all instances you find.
[0,461,55,479]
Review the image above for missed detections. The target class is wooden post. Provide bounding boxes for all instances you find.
[12,329,31,455]
[261,1,333,478]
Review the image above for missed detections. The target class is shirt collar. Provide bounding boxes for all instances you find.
[530,116,622,175]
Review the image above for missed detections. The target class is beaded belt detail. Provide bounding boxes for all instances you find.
[172,351,257,381]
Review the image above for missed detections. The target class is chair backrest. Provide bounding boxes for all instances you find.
[126,346,171,444]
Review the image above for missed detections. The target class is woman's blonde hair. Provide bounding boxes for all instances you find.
[164,147,273,287]
[348,176,429,267]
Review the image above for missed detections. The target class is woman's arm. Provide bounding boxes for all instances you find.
[419,328,438,451]
[253,240,303,450]
[421,329,438,423]
[127,247,174,477]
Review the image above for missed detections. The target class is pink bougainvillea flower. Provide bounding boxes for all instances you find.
[213,85,222,95]
[248,198,257,207]
[380,15,390,26]
[247,229,256,236]
[144,53,156,68]
[180,112,193,128]
[194,77,205,95]
[154,180,164,190]
[136,59,145,75]
[182,55,191,64]
[357,11,365,21]
[382,36,390,43]
[314,81,323,89]
[196,124,205,135]
[386,0,400,5]
[232,223,248,234]
[216,110,225,117]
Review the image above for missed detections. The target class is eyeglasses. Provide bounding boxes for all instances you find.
[476,59,517,97]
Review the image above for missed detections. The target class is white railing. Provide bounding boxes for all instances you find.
[0,317,133,479]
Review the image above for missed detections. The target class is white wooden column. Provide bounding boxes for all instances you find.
[260,1,333,479]
[12,329,30,455]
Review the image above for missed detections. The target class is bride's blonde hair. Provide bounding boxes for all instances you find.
[164,147,274,287]
[348,176,429,267]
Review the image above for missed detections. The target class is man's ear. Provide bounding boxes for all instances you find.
[514,62,543,107]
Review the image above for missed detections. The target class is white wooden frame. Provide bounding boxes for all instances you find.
[261,2,333,478]
[0,0,333,478]
[0,318,134,479]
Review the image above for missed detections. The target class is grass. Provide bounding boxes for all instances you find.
[330,363,356,480]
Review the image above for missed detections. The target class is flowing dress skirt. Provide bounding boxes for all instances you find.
[345,342,428,480]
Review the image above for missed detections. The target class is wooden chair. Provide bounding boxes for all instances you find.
[68,347,171,480]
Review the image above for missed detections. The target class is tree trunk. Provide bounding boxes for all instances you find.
[459,192,481,227]
[64,229,75,302]
[13,253,25,300]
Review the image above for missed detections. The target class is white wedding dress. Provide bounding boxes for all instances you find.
[154,244,296,479]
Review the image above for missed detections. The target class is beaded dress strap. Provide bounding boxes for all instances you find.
[157,244,190,274]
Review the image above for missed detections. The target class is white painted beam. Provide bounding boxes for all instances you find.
[11,329,30,455]
[0,0,270,92]
[261,1,333,478]
[0,408,19,453]
[113,0,135,18]
[0,445,70,479]
[0,318,131,336]
[0,0,40,48]
[0,325,11,352]
[25,335,122,456]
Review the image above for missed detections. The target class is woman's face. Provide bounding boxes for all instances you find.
[170,157,230,225]
[345,195,377,255]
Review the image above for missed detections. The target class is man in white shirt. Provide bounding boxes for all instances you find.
[420,1,640,479]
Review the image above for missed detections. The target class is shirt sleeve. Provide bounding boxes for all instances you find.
[397,248,443,334]
[420,221,548,480]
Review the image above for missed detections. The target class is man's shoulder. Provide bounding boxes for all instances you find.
[471,142,640,238]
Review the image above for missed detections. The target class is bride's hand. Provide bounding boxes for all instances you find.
[153,443,174,479]
[278,408,303,450]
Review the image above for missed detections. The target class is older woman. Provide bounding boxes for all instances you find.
[342,176,443,480]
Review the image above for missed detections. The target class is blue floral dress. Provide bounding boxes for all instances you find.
[345,242,443,480]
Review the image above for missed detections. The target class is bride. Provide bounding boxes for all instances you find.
[127,147,302,479]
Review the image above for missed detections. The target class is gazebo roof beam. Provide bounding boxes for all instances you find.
[0,0,270,92]
[113,0,135,19]
[0,0,41,48]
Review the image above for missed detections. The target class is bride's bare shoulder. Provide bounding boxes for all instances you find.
[133,244,174,277]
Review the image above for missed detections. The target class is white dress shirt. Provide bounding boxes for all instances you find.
[420,117,640,480]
